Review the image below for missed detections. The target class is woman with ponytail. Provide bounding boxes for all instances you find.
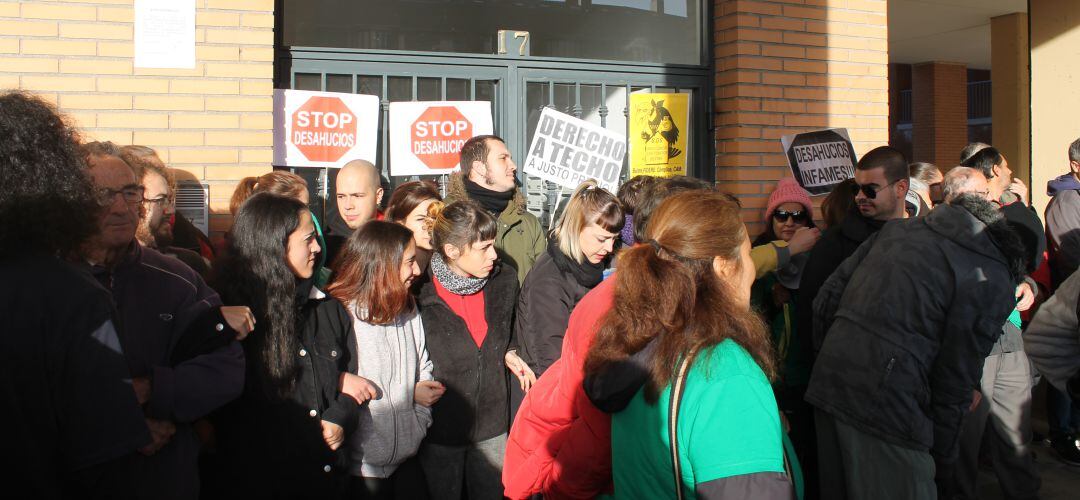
[589,191,792,499]
[228,170,332,286]
[207,193,370,498]
[514,179,623,377]
[416,200,534,500]
[503,191,794,500]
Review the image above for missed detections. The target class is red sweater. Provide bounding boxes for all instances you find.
[502,277,615,499]
[433,274,488,348]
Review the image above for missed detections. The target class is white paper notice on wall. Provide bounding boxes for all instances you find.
[134,0,196,69]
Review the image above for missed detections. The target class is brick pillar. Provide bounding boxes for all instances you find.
[713,0,889,233]
[992,13,1030,195]
[912,61,967,170]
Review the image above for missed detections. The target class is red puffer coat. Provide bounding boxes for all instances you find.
[502,278,615,500]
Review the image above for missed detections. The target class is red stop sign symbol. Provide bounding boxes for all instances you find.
[411,106,473,169]
[291,96,357,163]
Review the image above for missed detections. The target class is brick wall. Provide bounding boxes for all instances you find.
[712,0,890,234]
[912,61,967,172]
[0,0,275,244]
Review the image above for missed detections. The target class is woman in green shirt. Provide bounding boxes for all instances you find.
[585,191,794,500]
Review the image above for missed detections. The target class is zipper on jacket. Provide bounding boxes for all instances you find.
[472,350,483,437]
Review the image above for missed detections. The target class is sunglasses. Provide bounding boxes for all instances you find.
[773,210,809,223]
[850,179,899,200]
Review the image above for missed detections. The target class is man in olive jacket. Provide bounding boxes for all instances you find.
[446,135,545,284]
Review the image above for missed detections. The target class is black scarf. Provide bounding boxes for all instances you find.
[464,178,515,216]
[547,237,605,288]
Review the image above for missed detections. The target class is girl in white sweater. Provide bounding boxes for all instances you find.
[326,220,446,499]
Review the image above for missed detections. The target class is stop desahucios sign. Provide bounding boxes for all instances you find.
[291,96,357,163]
[411,106,473,170]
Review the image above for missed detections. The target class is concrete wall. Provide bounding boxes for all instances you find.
[0,0,275,243]
[712,0,890,233]
[1031,0,1080,214]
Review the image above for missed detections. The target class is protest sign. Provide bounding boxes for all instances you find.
[781,128,858,195]
[389,101,493,176]
[273,89,379,168]
[523,108,625,193]
[629,93,689,178]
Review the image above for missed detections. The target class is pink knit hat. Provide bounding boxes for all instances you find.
[764,177,813,225]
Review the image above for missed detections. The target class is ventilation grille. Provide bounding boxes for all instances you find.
[175,180,209,235]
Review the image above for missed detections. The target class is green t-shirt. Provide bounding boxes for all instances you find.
[611,339,786,499]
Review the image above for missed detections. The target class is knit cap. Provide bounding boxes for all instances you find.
[764,177,814,225]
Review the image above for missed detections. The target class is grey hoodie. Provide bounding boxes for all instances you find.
[1025,269,1080,392]
[1046,173,1080,289]
[347,306,434,478]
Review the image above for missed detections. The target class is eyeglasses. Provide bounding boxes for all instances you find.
[96,186,145,207]
[772,210,809,223]
[850,179,899,200]
[143,195,171,207]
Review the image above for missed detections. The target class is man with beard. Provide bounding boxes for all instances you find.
[79,142,252,500]
[121,147,210,278]
[445,135,545,284]
[794,145,909,498]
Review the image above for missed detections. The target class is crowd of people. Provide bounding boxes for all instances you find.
[4,86,1080,500]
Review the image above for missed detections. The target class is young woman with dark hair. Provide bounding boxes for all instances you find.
[207,193,369,498]
[416,200,534,500]
[228,170,333,286]
[515,179,623,377]
[386,180,443,275]
[586,191,793,499]
[325,220,441,500]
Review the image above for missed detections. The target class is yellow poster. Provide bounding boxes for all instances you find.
[629,93,689,178]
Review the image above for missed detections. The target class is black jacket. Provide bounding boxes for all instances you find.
[2,256,150,499]
[515,249,599,376]
[418,264,519,446]
[805,198,1026,461]
[795,208,886,360]
[210,287,358,497]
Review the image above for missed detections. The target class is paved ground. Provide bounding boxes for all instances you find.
[976,439,1080,499]
[976,381,1080,499]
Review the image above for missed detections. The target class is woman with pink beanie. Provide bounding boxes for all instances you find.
[751,177,822,500]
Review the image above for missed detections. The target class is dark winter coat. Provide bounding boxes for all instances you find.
[210,287,358,498]
[1045,173,1080,289]
[795,208,886,359]
[418,263,520,446]
[515,247,599,376]
[88,243,244,500]
[805,197,1026,462]
[2,256,150,499]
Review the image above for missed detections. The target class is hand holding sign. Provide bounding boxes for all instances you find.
[522,108,625,193]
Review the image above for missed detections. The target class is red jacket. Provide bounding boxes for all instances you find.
[503,278,615,500]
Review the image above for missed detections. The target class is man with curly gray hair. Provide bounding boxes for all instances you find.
[0,90,151,497]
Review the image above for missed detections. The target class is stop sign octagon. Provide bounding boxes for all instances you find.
[291,96,357,163]
[411,106,473,170]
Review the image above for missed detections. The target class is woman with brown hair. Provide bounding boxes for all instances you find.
[386,180,443,274]
[416,200,534,500]
[587,191,793,499]
[325,220,442,499]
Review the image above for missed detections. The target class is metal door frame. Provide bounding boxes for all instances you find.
[278,46,713,181]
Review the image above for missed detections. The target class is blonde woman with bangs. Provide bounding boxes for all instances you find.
[514,179,624,378]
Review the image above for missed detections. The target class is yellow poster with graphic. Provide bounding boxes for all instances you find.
[629,92,689,178]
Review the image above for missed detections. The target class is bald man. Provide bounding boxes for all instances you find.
[324,159,385,265]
